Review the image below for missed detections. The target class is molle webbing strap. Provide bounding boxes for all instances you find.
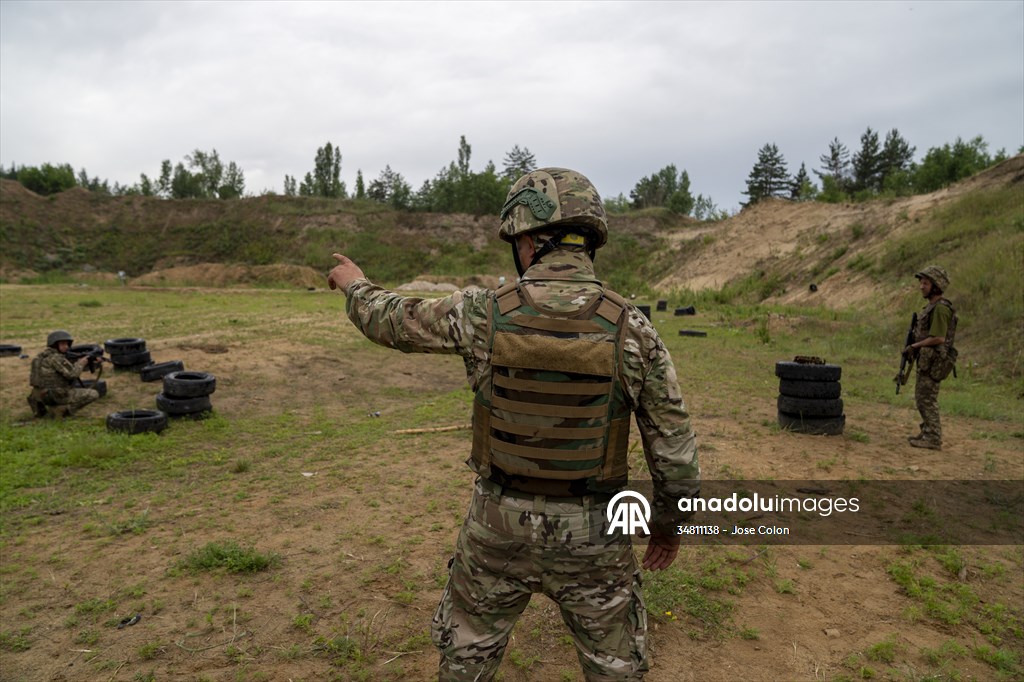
[496,283,522,316]
[496,460,604,480]
[596,290,627,324]
[490,440,605,462]
[493,373,609,396]
[603,417,631,479]
[491,395,607,419]
[489,415,607,440]
[511,316,605,334]
[492,333,614,376]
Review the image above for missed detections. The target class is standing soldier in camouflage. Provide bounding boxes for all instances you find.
[328,168,699,681]
[27,330,101,418]
[905,266,958,450]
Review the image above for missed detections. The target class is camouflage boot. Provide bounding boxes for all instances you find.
[908,436,941,450]
[26,395,47,418]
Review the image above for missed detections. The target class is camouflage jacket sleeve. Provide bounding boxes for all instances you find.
[620,308,700,534]
[343,279,490,363]
[44,350,82,382]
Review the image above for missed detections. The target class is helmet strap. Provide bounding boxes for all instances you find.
[513,243,527,277]
[514,229,595,277]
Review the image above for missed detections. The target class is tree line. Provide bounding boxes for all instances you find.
[742,129,1017,206]
[2,130,1018,220]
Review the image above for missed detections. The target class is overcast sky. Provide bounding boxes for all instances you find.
[1,1,1021,211]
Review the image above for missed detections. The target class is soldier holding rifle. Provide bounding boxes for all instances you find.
[900,265,958,450]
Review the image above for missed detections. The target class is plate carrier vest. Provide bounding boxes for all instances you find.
[470,281,632,485]
[915,298,958,350]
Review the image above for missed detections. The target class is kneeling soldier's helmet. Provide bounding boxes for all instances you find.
[499,168,608,249]
[47,330,74,348]
[915,265,950,292]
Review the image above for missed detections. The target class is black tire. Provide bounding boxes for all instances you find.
[775,361,842,382]
[106,409,167,435]
[80,379,107,398]
[678,330,708,337]
[656,300,668,311]
[778,379,842,400]
[0,344,21,357]
[156,392,212,416]
[162,371,216,398]
[140,360,185,383]
[110,350,152,368]
[674,306,696,316]
[105,338,147,355]
[637,305,651,320]
[777,395,844,417]
[778,411,845,436]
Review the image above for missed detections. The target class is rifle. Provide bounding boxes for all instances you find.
[894,312,918,394]
[66,347,111,383]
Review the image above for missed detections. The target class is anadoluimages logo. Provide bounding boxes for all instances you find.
[606,490,651,535]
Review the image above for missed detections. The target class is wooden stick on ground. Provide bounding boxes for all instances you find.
[394,424,471,435]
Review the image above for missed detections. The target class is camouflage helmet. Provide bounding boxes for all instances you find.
[915,265,950,292]
[498,168,608,249]
[47,330,73,348]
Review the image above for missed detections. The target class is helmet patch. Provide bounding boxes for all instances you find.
[500,187,557,222]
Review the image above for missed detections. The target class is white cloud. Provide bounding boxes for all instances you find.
[1,0,1021,208]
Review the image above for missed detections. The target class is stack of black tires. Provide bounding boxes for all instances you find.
[157,371,216,419]
[775,358,845,435]
[105,338,152,372]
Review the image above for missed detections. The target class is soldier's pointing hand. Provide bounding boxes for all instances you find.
[327,253,366,292]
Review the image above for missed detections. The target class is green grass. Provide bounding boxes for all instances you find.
[177,541,280,574]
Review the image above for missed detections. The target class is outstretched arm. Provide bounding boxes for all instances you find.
[327,253,366,291]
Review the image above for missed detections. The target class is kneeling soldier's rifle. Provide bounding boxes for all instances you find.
[894,312,918,394]
[66,347,111,385]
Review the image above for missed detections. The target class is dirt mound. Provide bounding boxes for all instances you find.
[131,263,325,288]
[657,154,1024,309]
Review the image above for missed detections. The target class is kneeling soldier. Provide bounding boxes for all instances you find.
[27,330,100,418]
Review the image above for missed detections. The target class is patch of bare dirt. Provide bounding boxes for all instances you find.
[131,263,325,289]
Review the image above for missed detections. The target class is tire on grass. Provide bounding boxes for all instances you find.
[775,361,841,382]
[156,392,212,417]
[777,411,845,436]
[0,344,21,357]
[110,350,152,368]
[105,338,147,355]
[106,409,167,435]
[777,395,844,417]
[162,371,216,398]
[140,360,185,383]
[778,378,842,399]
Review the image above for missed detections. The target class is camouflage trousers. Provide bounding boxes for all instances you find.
[431,477,648,682]
[28,386,99,416]
[914,369,942,444]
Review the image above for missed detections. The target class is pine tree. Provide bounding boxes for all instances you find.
[300,142,346,198]
[815,137,851,194]
[502,145,537,180]
[790,162,816,201]
[852,127,883,193]
[742,143,790,205]
[355,170,365,200]
[879,128,916,192]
